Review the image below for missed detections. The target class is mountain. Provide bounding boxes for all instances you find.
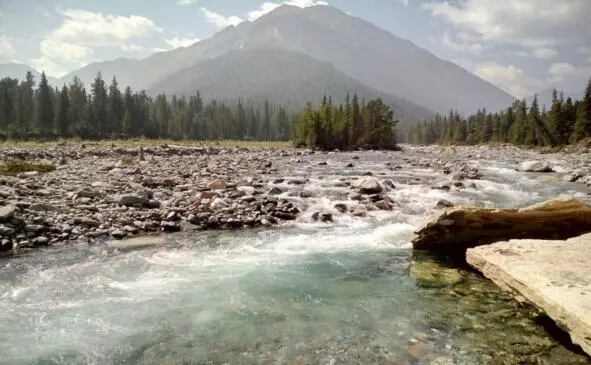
[527,89,585,109]
[57,4,514,115]
[0,63,59,85]
[148,48,435,121]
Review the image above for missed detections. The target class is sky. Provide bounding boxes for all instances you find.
[0,0,590,97]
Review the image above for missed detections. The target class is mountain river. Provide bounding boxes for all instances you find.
[1,149,590,364]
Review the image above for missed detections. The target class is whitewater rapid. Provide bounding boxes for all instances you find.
[1,151,589,364]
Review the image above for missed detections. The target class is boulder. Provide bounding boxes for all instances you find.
[356,177,383,194]
[208,179,227,190]
[0,205,16,222]
[412,197,591,253]
[118,194,149,207]
[106,236,167,251]
[520,160,552,172]
[467,233,591,357]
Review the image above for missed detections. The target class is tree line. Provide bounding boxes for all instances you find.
[407,77,591,147]
[293,94,398,150]
[0,71,293,141]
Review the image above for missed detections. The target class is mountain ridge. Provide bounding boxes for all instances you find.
[1,4,515,116]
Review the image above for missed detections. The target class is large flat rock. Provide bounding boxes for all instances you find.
[412,197,591,253]
[467,233,591,356]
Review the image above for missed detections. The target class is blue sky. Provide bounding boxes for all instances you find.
[0,0,590,97]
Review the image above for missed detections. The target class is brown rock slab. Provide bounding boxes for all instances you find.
[467,233,591,357]
[412,197,591,253]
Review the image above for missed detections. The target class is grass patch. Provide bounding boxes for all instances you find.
[0,160,56,176]
[118,155,136,165]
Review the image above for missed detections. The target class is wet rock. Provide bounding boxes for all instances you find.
[288,179,306,185]
[334,203,347,213]
[435,199,454,209]
[161,221,181,232]
[0,225,15,236]
[410,260,463,288]
[317,161,328,166]
[356,177,383,194]
[382,180,395,189]
[521,160,552,172]
[110,229,126,239]
[106,235,167,251]
[375,200,393,210]
[272,211,297,220]
[268,186,284,195]
[0,205,16,222]
[312,211,333,222]
[345,163,354,168]
[32,236,50,246]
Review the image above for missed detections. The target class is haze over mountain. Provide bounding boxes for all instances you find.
[148,47,435,121]
[0,63,59,86]
[1,4,516,118]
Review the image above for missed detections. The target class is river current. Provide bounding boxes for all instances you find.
[1,149,590,364]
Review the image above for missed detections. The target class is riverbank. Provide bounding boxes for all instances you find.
[1,143,590,255]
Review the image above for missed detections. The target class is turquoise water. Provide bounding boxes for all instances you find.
[1,152,589,364]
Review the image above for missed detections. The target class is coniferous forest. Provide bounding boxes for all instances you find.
[406,77,591,147]
[293,95,398,150]
[1,69,590,151]
[0,71,293,141]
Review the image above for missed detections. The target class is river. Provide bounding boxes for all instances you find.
[1,149,590,364]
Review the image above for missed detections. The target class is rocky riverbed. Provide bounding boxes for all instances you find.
[1,143,590,255]
[2,142,591,364]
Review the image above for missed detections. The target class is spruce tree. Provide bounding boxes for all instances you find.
[571,77,591,143]
[36,72,55,138]
[57,85,70,137]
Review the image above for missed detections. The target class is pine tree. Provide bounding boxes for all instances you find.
[108,76,124,137]
[36,72,55,138]
[57,85,70,137]
[571,77,591,143]
[90,72,107,138]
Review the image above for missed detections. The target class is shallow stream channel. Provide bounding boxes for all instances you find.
[1,149,590,364]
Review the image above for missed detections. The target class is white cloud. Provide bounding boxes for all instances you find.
[474,62,542,97]
[548,62,591,82]
[29,57,68,78]
[201,8,244,28]
[52,9,162,48]
[577,46,591,54]
[40,39,94,62]
[440,31,485,55]
[397,0,409,6]
[201,0,328,28]
[532,47,558,59]
[29,9,163,77]
[422,0,591,49]
[0,34,16,57]
[165,37,201,49]
[178,0,198,5]
[247,0,328,21]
